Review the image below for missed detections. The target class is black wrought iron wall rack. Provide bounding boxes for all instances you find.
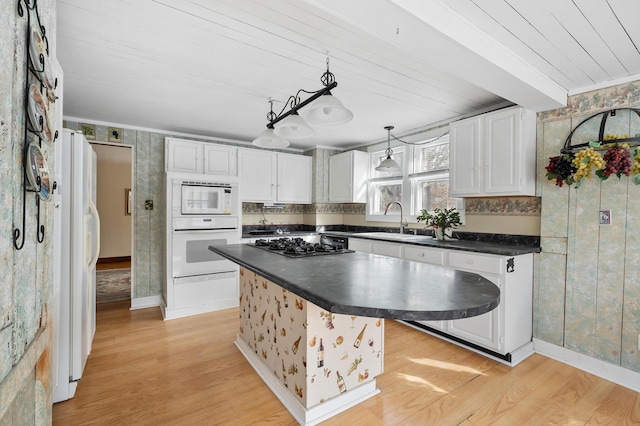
[561,107,640,154]
[14,0,58,250]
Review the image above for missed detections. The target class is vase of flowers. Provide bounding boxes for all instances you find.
[416,207,461,241]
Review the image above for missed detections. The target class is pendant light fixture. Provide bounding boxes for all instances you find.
[255,58,352,144]
[273,111,316,139]
[252,99,290,148]
[300,59,353,126]
[375,126,402,172]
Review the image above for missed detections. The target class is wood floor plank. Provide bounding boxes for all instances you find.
[53,302,639,425]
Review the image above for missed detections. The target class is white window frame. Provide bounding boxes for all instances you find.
[366,134,461,224]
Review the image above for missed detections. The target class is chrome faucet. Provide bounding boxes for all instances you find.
[384,201,408,234]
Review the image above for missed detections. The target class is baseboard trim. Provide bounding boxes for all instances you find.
[235,335,380,425]
[161,300,239,320]
[533,338,640,393]
[130,295,162,310]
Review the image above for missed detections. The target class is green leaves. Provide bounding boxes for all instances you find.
[416,207,461,230]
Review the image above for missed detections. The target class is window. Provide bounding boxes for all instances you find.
[366,134,459,223]
[410,136,456,213]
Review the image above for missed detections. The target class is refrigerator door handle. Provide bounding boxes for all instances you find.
[88,200,101,269]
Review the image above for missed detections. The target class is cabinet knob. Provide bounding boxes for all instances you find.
[467,260,474,265]
[420,253,425,257]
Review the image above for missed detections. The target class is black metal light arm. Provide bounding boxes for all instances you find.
[266,81,338,128]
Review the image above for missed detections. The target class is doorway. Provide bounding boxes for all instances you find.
[91,142,133,304]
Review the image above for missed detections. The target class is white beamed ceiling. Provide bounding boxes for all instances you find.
[56,0,640,149]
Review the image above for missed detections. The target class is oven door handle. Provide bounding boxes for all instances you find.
[173,228,238,233]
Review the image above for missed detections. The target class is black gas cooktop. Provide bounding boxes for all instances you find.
[250,237,354,258]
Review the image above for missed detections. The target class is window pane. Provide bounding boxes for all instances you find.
[373,183,402,214]
[414,140,449,173]
[421,180,455,211]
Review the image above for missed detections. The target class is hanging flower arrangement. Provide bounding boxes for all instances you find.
[546,134,640,188]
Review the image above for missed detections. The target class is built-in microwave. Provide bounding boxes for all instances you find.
[174,180,235,215]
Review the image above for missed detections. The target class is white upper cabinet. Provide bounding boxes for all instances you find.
[166,138,203,174]
[203,144,237,176]
[329,150,368,203]
[239,149,311,204]
[166,137,237,176]
[277,153,312,204]
[449,106,536,197]
[238,149,277,202]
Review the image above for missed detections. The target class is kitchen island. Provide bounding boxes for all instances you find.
[209,244,500,425]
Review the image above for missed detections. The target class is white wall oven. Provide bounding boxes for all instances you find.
[164,175,241,320]
[171,216,238,277]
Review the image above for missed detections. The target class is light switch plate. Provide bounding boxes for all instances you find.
[599,210,611,225]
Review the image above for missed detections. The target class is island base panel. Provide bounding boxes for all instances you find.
[238,267,383,413]
[235,335,380,425]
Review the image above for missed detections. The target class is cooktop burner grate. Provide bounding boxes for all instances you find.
[250,238,354,258]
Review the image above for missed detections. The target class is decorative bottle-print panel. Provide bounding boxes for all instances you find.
[238,267,384,408]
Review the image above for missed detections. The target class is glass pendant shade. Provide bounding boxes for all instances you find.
[252,127,289,148]
[273,112,316,139]
[301,94,353,126]
[375,154,401,172]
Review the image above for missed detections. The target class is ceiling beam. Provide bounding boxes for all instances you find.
[305,0,567,112]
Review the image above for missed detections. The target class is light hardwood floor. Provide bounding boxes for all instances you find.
[53,301,640,425]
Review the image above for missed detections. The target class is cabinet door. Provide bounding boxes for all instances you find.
[203,144,237,176]
[167,139,202,173]
[371,241,402,258]
[329,152,352,202]
[277,153,311,203]
[403,245,446,330]
[329,150,368,203]
[447,251,503,352]
[447,273,502,352]
[449,117,481,196]
[483,108,520,194]
[348,238,371,253]
[239,149,276,202]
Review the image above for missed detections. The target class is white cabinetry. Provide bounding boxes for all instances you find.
[166,137,237,176]
[449,106,536,197]
[348,237,533,359]
[204,144,237,175]
[238,149,312,204]
[329,150,368,203]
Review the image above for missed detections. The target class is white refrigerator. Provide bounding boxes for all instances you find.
[52,129,101,403]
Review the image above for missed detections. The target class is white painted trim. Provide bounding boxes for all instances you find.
[235,335,380,425]
[161,301,239,320]
[130,295,162,310]
[533,338,640,393]
[568,73,640,96]
[63,116,304,153]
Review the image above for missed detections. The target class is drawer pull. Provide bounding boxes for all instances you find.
[468,260,474,265]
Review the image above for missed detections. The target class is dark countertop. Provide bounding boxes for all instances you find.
[242,231,319,239]
[209,244,500,321]
[322,231,540,256]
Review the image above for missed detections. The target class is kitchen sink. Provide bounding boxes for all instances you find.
[355,232,434,242]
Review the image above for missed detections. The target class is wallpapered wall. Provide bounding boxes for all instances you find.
[535,80,640,373]
[0,0,56,423]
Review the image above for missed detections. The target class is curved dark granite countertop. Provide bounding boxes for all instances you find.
[323,231,540,256]
[209,244,500,321]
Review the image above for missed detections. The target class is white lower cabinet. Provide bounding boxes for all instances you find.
[348,237,533,356]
